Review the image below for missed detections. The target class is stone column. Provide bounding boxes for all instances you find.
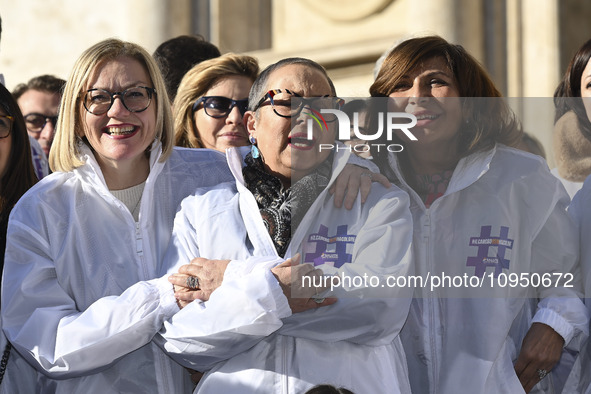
[209,0,272,53]
[405,0,486,73]
[507,0,560,165]
[522,0,560,96]
[123,0,192,50]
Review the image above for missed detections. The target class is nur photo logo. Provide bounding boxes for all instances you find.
[302,98,419,153]
[305,107,329,133]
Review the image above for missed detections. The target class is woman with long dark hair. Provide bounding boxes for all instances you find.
[553,38,591,197]
[173,53,258,152]
[0,83,37,270]
[560,38,591,394]
[0,82,37,388]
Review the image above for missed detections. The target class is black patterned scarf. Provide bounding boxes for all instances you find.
[242,152,332,257]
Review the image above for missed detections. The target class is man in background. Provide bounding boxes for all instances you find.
[13,75,65,158]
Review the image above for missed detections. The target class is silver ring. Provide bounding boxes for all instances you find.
[313,297,326,304]
[536,369,548,380]
[186,276,200,291]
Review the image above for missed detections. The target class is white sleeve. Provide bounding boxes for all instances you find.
[1,220,179,379]
[156,201,292,371]
[157,259,291,371]
[530,189,589,349]
[279,188,414,346]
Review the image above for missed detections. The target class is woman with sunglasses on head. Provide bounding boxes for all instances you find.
[370,35,587,393]
[173,53,256,152]
[560,38,591,393]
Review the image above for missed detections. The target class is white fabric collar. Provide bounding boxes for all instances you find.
[225,142,352,191]
[387,144,497,203]
[74,140,164,193]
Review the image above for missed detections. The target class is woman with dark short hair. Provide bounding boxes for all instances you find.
[159,57,414,394]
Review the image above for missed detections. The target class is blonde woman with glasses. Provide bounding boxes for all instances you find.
[0,38,239,393]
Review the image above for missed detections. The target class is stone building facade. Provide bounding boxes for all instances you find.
[1,0,590,163]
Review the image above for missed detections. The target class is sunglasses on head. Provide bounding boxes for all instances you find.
[192,96,249,118]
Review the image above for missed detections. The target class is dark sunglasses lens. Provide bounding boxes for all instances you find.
[237,100,248,115]
[204,97,233,117]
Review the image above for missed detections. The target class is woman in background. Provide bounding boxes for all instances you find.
[0,83,37,271]
[562,39,591,394]
[173,53,258,152]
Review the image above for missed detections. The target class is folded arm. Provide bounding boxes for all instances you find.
[1,221,178,379]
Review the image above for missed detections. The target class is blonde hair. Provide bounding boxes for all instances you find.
[50,38,174,172]
[173,53,259,148]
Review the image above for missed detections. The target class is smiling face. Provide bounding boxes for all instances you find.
[81,56,157,178]
[245,64,336,186]
[193,75,251,152]
[388,56,463,155]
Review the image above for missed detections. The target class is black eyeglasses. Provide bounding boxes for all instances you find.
[24,113,58,133]
[83,86,156,115]
[192,96,249,118]
[254,89,344,121]
[0,115,13,139]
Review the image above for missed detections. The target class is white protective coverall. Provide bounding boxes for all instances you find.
[388,144,588,393]
[566,175,591,393]
[1,144,233,393]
